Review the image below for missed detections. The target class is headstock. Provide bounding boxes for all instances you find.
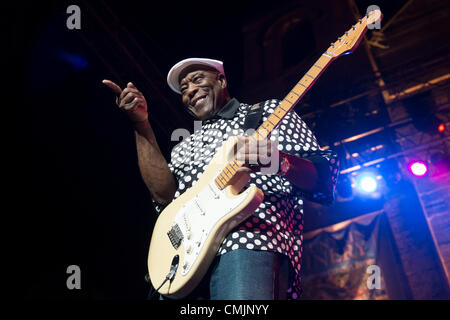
[326,9,383,58]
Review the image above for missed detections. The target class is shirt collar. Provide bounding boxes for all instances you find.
[214,98,240,119]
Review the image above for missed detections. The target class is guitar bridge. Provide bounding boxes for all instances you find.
[167,224,183,249]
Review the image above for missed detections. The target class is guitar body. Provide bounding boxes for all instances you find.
[148,137,264,299]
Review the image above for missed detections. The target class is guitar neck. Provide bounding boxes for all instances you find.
[213,52,335,190]
[254,53,335,141]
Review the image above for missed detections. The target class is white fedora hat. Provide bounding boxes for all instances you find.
[167,58,225,94]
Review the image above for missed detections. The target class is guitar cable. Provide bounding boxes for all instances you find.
[149,255,179,299]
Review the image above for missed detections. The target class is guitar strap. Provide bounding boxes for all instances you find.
[243,102,264,132]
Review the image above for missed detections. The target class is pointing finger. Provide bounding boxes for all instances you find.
[102,79,123,95]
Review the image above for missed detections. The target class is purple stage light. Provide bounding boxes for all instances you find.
[409,161,428,177]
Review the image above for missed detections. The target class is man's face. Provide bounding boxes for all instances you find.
[179,66,228,120]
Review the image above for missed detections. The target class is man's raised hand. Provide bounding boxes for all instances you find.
[102,80,148,123]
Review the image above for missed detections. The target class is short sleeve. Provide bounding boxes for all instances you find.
[264,100,339,205]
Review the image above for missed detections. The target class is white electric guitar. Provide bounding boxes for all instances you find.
[148,10,382,298]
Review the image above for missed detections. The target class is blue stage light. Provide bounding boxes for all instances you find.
[57,50,88,69]
[356,173,378,193]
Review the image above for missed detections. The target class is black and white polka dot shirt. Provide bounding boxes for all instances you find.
[153,98,339,299]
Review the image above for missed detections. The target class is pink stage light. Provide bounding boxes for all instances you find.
[409,161,428,177]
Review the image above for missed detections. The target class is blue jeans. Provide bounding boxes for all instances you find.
[158,249,291,300]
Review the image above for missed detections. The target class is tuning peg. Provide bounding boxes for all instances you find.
[358,18,363,24]
[345,31,349,36]
[330,42,335,47]
[352,25,356,30]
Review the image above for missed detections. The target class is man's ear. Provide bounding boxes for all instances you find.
[217,73,227,89]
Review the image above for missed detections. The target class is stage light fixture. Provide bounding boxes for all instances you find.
[408,161,428,177]
[356,173,378,193]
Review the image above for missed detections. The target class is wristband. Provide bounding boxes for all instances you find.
[279,154,290,176]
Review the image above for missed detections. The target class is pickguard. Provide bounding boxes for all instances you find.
[172,177,252,275]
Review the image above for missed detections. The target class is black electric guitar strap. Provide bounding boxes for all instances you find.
[243,102,264,131]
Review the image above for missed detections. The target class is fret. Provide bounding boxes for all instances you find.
[298,82,308,88]
[226,165,236,176]
[284,97,294,105]
[278,102,290,112]
[218,174,227,184]
[292,82,306,92]
[308,57,331,78]
[301,76,312,86]
[317,55,331,67]
[263,122,274,131]
[282,99,294,109]
[257,127,270,138]
[215,178,224,189]
[287,92,300,103]
[267,118,276,127]
[231,160,240,171]
[254,130,265,140]
[273,107,287,118]
[292,84,303,93]
[307,67,321,78]
[267,114,279,127]
[223,167,232,178]
[271,112,281,120]
[306,74,315,79]
[219,175,227,184]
